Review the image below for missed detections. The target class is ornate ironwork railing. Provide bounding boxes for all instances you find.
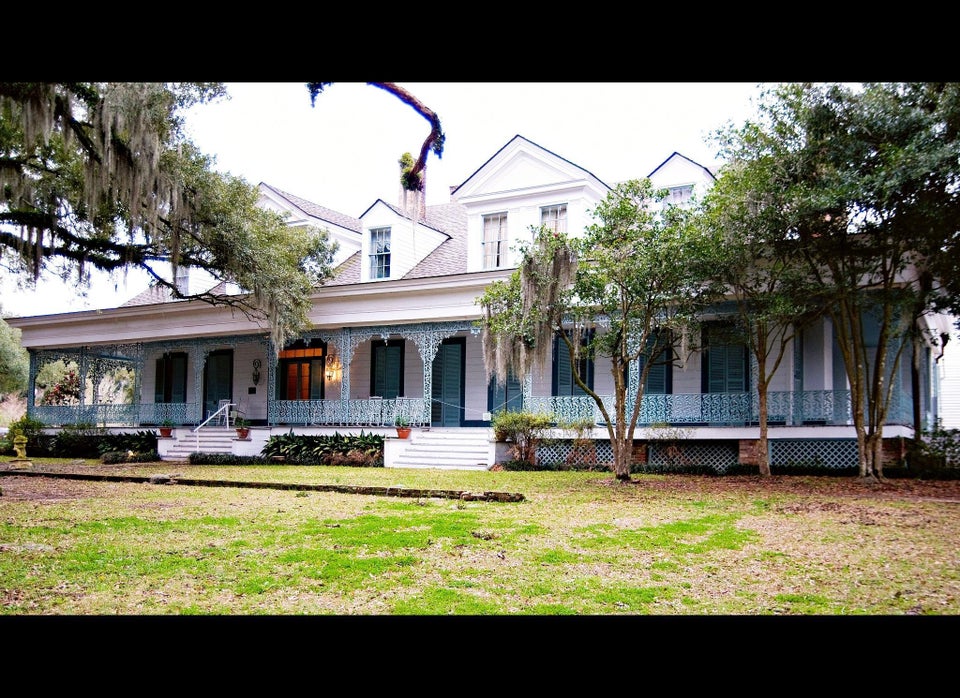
[517,389,913,428]
[27,390,915,429]
[270,397,431,427]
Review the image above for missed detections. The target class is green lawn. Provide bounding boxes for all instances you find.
[1,461,958,615]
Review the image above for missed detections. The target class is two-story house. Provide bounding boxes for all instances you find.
[6,135,947,470]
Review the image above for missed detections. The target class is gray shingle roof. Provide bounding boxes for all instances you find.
[262,183,362,233]
[325,200,468,286]
[403,203,467,279]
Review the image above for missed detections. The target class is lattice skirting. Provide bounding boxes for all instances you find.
[536,438,860,472]
[770,439,859,470]
[537,441,614,468]
[648,440,739,472]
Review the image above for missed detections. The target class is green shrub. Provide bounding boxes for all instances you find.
[100,450,161,464]
[188,453,270,465]
[100,430,162,456]
[907,423,960,478]
[491,410,555,468]
[5,415,52,456]
[261,430,384,465]
[50,423,106,458]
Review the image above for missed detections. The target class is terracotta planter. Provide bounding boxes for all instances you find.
[159,427,173,438]
[396,427,411,439]
[236,428,250,439]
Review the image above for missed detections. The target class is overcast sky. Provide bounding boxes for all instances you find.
[1,81,768,317]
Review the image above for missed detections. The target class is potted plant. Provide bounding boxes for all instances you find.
[159,419,176,438]
[234,416,250,439]
[394,415,411,439]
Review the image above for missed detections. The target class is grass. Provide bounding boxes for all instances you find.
[0,458,958,616]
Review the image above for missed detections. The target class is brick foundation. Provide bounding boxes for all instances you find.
[738,439,762,466]
[882,436,906,467]
[632,442,648,464]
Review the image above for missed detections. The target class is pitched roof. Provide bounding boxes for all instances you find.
[120,280,232,307]
[260,183,362,232]
[325,200,468,286]
[450,134,611,198]
[646,151,716,181]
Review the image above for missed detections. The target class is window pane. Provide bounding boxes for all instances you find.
[483,213,507,269]
[370,227,391,279]
[541,204,567,233]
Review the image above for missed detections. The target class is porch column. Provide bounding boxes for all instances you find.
[194,348,209,424]
[792,325,803,426]
[78,348,88,408]
[406,322,474,424]
[26,349,38,413]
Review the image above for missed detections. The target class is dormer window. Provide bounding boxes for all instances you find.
[667,185,694,206]
[370,227,391,279]
[541,204,567,233]
[482,213,508,269]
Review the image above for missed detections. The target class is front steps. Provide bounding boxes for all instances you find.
[387,428,494,471]
[158,425,496,471]
[160,427,236,462]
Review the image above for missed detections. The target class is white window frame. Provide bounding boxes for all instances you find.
[667,185,694,206]
[369,227,391,279]
[541,204,567,233]
[482,213,508,269]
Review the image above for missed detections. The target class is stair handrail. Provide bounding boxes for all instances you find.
[193,402,235,452]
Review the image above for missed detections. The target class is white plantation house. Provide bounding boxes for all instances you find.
[6,135,953,470]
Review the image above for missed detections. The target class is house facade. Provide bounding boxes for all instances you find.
[6,135,948,470]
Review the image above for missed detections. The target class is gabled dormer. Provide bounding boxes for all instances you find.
[257,183,363,266]
[450,135,611,273]
[646,152,716,207]
[357,199,450,282]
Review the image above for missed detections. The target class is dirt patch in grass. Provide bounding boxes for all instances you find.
[2,462,960,503]
[598,473,960,503]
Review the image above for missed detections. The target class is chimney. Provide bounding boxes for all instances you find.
[399,162,426,220]
[175,267,189,296]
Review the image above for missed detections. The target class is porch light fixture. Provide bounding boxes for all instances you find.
[252,359,261,385]
[325,353,341,382]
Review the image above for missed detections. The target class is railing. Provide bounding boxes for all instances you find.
[27,390,920,430]
[525,389,914,427]
[192,401,235,453]
[31,402,198,427]
[270,397,430,427]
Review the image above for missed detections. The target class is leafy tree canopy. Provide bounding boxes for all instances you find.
[0,308,28,395]
[712,82,960,479]
[479,179,725,480]
[0,82,338,350]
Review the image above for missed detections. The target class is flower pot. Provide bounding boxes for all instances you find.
[396,427,411,439]
[159,427,173,438]
[236,428,250,439]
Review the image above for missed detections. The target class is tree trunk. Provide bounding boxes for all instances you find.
[757,389,771,476]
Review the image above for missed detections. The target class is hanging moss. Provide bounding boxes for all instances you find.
[480,226,578,387]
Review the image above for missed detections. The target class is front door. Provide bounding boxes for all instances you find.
[431,339,464,426]
[203,350,233,421]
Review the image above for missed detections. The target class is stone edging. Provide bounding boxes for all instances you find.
[0,469,525,503]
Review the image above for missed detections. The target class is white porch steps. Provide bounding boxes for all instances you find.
[388,428,494,471]
[160,427,236,462]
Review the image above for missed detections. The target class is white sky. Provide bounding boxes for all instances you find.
[0,81,767,318]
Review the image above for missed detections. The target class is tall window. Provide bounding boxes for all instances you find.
[370,227,391,279]
[488,370,522,415]
[155,352,187,403]
[641,332,672,395]
[278,342,325,400]
[541,204,567,233]
[371,340,404,399]
[702,324,747,393]
[553,330,593,396]
[482,213,508,269]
